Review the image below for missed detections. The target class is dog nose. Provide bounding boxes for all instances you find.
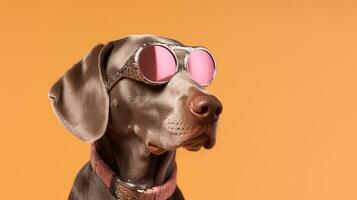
[189,95,222,122]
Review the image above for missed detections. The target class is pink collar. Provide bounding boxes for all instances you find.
[90,145,177,200]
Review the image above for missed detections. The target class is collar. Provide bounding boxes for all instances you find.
[90,144,177,200]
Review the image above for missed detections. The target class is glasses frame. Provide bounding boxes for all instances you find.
[105,41,216,92]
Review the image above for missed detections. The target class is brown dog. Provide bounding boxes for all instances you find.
[49,34,222,200]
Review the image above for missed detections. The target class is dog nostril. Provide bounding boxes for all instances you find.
[197,105,209,115]
[215,106,222,116]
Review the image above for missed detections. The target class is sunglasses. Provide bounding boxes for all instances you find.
[105,42,216,91]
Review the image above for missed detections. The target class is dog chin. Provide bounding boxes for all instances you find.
[147,143,169,155]
[146,137,208,155]
[147,141,206,155]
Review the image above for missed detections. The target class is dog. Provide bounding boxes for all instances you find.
[48,34,223,200]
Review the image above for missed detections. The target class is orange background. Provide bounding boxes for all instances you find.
[1,0,357,199]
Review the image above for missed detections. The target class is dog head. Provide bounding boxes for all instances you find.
[49,34,222,154]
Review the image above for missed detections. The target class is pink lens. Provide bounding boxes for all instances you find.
[188,49,215,85]
[138,45,177,82]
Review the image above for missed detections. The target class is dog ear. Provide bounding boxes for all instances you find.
[48,42,114,142]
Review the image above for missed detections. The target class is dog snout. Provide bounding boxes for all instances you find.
[189,95,222,123]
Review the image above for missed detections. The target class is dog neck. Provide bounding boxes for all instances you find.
[95,132,176,189]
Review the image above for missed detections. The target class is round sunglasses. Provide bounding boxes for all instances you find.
[105,42,216,91]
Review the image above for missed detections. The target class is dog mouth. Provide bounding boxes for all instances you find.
[146,121,218,154]
[182,133,209,151]
[181,120,218,150]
